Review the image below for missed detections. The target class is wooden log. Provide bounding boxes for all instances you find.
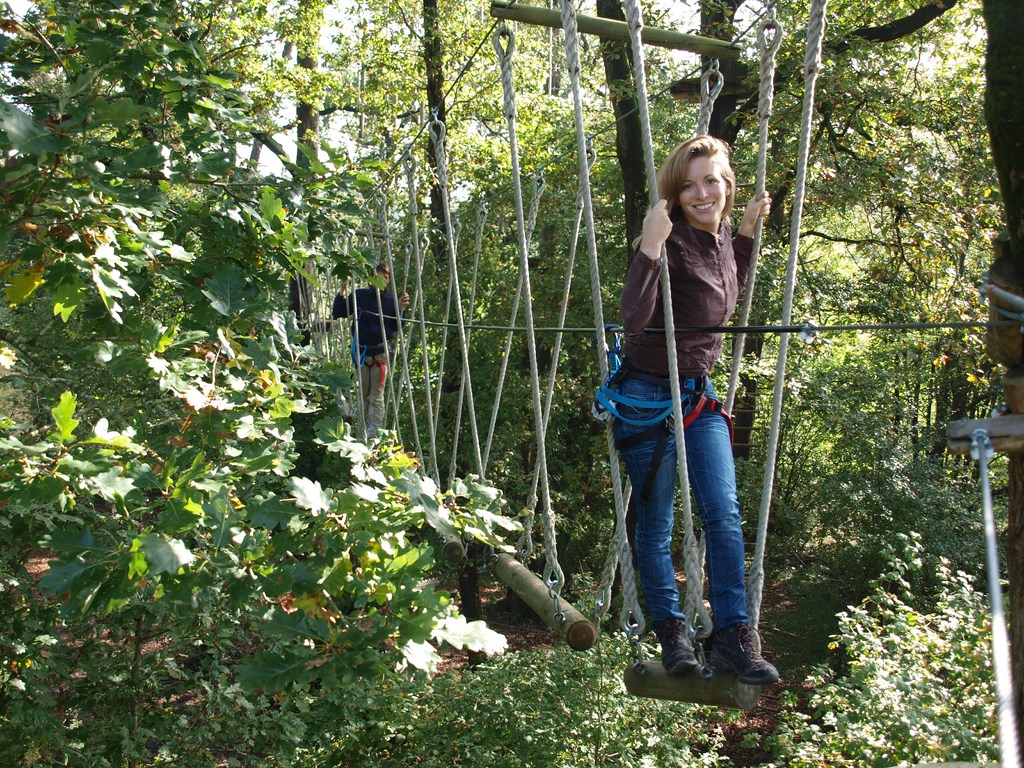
[623,660,760,709]
[443,535,466,562]
[492,553,597,651]
[947,413,1024,455]
[986,236,1024,368]
[489,0,742,60]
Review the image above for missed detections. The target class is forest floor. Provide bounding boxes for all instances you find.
[460,567,839,768]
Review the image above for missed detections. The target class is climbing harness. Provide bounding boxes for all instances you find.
[595,359,734,509]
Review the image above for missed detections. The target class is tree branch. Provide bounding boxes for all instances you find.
[847,0,960,47]
[802,230,896,248]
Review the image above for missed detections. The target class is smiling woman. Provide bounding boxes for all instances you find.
[614,133,776,688]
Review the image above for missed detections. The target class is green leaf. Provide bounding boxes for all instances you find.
[237,650,315,689]
[259,187,286,228]
[89,468,137,502]
[0,101,57,154]
[434,614,508,655]
[397,471,459,543]
[56,454,104,474]
[118,142,169,173]
[288,476,331,516]
[91,98,153,125]
[50,391,79,445]
[202,488,237,550]
[44,527,100,556]
[52,272,86,322]
[157,498,202,532]
[5,261,45,305]
[400,640,441,673]
[249,494,304,531]
[139,533,195,575]
[295,141,330,175]
[39,559,90,594]
[202,268,248,316]
[261,605,331,643]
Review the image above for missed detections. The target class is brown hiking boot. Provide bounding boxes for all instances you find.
[708,622,780,685]
[652,618,699,676]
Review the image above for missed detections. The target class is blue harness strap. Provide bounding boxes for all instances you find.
[593,340,734,508]
[351,335,367,368]
[613,395,732,508]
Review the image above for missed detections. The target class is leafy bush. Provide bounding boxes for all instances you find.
[299,635,737,768]
[765,533,1000,767]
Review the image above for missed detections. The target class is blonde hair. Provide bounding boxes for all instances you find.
[656,134,736,219]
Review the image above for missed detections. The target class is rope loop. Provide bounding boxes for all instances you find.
[531,169,546,199]
[757,8,784,56]
[493,21,515,61]
[429,114,446,146]
[700,59,724,105]
[696,59,723,135]
[624,613,645,664]
[584,136,597,170]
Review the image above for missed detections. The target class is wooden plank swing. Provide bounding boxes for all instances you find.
[623,660,760,710]
[485,0,792,708]
[491,553,597,651]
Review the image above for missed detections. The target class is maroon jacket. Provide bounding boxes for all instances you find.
[620,206,753,378]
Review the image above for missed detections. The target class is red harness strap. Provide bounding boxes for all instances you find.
[366,357,388,387]
[616,395,735,509]
[682,395,735,444]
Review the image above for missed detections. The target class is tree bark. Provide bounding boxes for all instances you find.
[595,0,647,257]
[982,0,1024,748]
[423,0,449,266]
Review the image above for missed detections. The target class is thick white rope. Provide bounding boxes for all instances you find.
[405,154,442,482]
[527,147,593,512]
[428,117,485,477]
[622,0,711,636]
[431,229,458,445]
[557,0,645,638]
[695,59,724,136]
[494,25,565,595]
[725,10,784,414]
[971,430,1023,768]
[374,192,410,445]
[747,0,828,631]
[483,173,546,478]
[447,200,489,488]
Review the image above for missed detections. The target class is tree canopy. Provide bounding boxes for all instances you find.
[0,0,1012,764]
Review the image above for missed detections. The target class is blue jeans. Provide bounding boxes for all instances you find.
[612,376,749,630]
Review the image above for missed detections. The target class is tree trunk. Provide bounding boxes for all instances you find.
[290,0,325,336]
[700,0,744,144]
[595,0,647,258]
[982,0,1024,750]
[423,0,449,267]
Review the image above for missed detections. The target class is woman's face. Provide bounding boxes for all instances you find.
[677,155,731,234]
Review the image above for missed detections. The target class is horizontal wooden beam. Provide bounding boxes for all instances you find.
[490,1,742,60]
[947,414,1024,455]
[623,660,760,709]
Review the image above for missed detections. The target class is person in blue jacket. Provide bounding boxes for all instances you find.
[333,262,409,437]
